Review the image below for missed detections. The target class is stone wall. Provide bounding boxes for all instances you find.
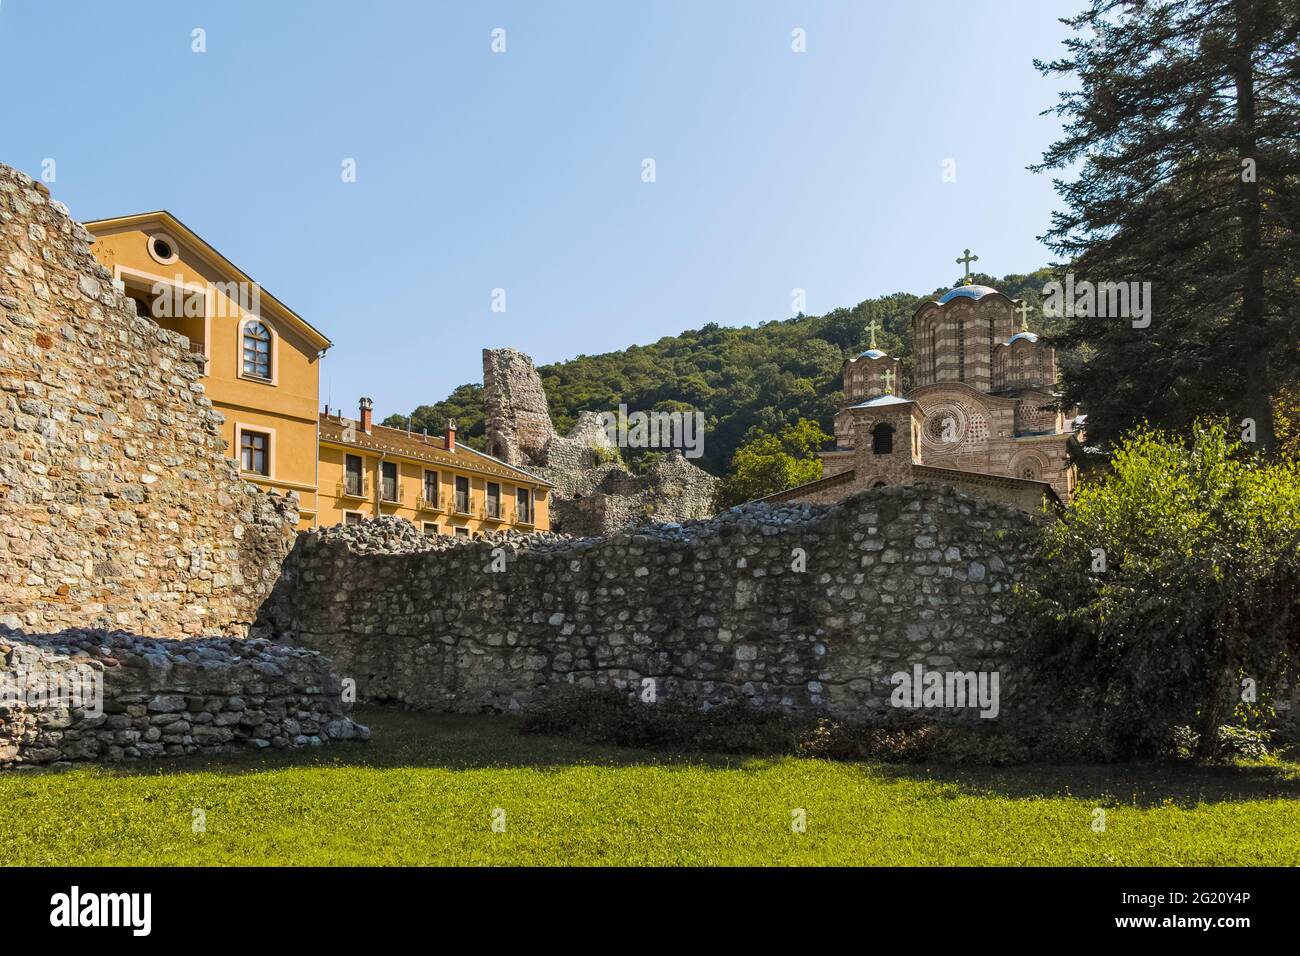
[259,484,1040,721]
[0,626,368,767]
[0,164,298,636]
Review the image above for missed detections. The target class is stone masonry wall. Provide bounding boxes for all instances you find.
[260,484,1040,721]
[0,626,368,767]
[0,164,298,636]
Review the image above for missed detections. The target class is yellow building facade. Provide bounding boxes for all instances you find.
[86,211,552,535]
[86,212,330,530]
[318,402,551,536]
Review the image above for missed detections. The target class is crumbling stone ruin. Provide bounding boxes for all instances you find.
[0,626,368,767]
[481,348,719,536]
[260,483,1042,723]
[0,163,299,637]
[0,163,365,765]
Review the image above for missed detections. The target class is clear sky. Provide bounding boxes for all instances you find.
[1,0,1081,420]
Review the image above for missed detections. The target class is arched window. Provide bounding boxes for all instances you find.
[871,422,894,455]
[242,320,272,379]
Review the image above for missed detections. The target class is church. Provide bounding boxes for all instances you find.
[767,280,1081,512]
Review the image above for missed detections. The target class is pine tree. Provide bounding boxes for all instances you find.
[1033,0,1299,455]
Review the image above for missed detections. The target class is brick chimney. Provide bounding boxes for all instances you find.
[446,418,457,452]
[359,396,373,434]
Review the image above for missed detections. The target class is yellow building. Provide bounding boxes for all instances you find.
[85,211,332,530]
[318,400,552,535]
[86,211,552,536]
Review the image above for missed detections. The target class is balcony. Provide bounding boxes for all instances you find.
[451,494,472,516]
[416,493,444,513]
[336,476,369,500]
[479,501,505,524]
[380,482,403,505]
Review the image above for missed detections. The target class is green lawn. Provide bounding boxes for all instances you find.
[2,708,1298,866]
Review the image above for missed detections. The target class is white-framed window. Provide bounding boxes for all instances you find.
[343,511,363,525]
[239,429,271,476]
[241,318,273,380]
[422,522,439,536]
[515,487,532,524]
[423,469,438,503]
[454,526,469,537]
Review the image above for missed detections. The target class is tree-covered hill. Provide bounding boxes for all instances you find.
[386,268,1062,474]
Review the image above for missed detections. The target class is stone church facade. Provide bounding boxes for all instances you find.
[769,284,1080,512]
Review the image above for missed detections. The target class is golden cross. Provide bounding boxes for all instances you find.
[883,368,894,394]
[1015,300,1033,331]
[867,319,880,349]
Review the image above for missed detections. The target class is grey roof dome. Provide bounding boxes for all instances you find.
[857,348,888,360]
[1007,331,1040,344]
[938,285,999,304]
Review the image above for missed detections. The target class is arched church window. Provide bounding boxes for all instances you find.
[957,318,966,382]
[871,422,894,455]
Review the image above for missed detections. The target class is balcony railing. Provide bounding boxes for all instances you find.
[380,481,403,504]
[480,501,505,522]
[336,476,369,500]
[416,492,445,513]
[452,494,472,515]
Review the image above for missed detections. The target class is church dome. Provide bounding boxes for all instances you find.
[1007,331,1040,344]
[938,285,999,304]
[857,348,887,359]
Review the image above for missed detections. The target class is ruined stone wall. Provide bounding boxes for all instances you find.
[481,348,720,536]
[0,626,367,767]
[481,348,555,466]
[260,485,1040,722]
[0,164,298,636]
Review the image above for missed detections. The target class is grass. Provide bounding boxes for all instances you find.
[2,707,1298,866]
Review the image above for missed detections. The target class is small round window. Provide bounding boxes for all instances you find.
[147,233,178,265]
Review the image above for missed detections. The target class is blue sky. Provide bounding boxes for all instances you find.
[1,0,1081,419]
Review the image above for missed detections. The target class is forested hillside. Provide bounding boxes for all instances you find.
[387,268,1063,474]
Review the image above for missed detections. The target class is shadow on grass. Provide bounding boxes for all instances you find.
[40,707,748,777]
[27,706,1300,807]
[865,758,1300,808]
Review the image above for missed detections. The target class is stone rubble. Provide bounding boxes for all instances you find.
[0,625,368,767]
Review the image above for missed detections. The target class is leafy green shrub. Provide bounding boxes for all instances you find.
[1015,421,1300,760]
